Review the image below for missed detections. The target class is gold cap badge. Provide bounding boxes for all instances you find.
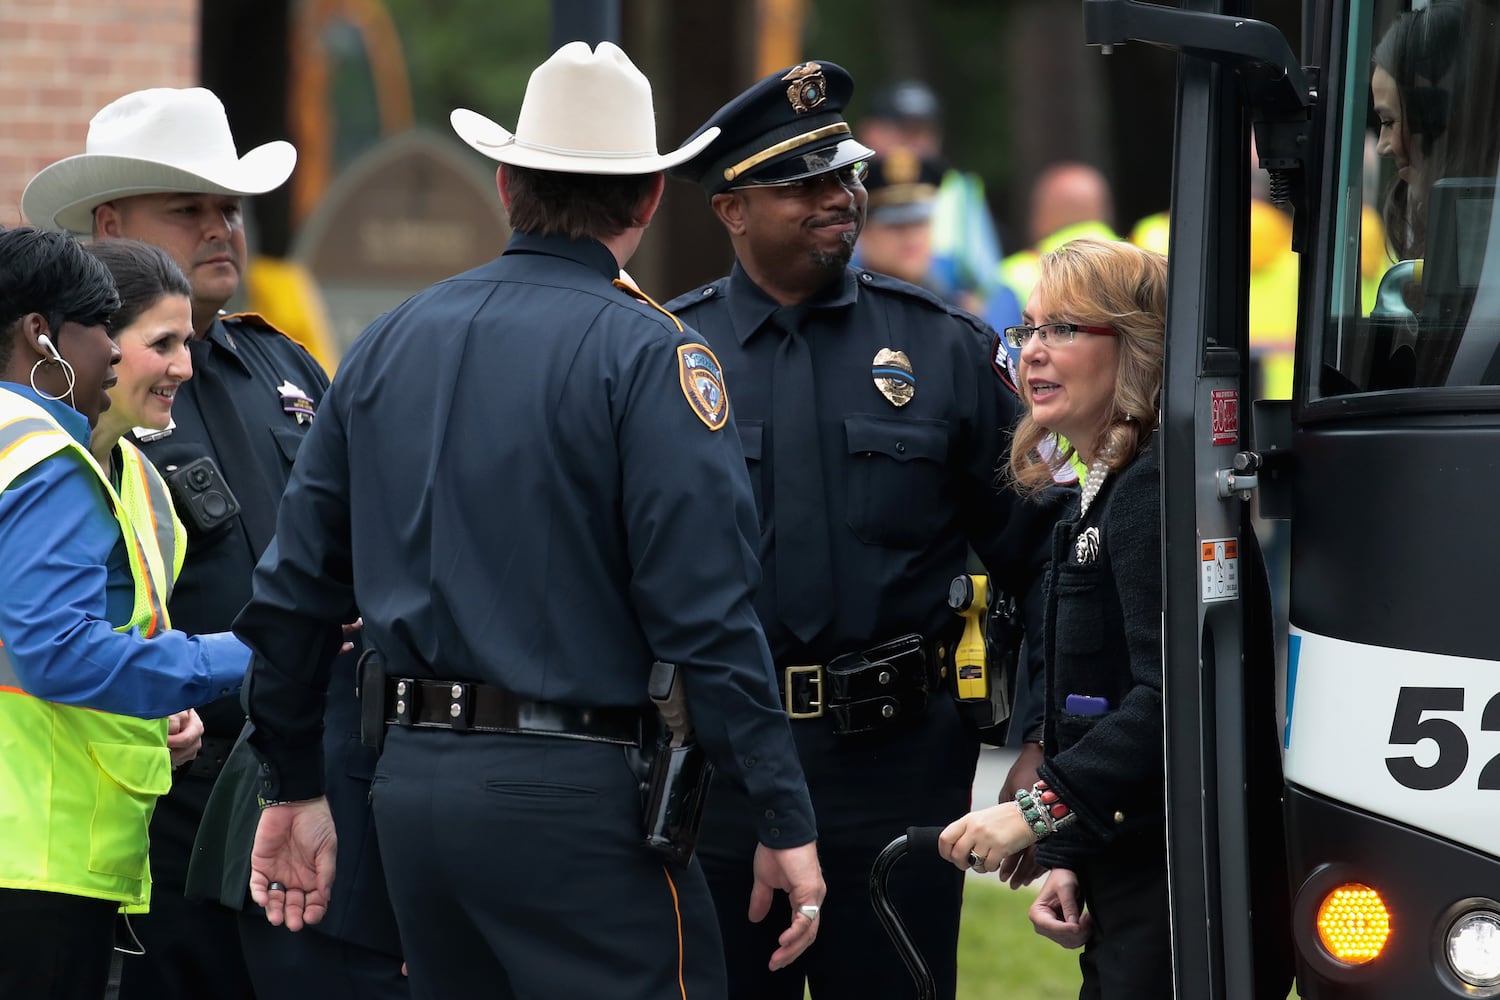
[782,63,829,114]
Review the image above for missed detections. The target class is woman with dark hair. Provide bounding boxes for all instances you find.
[1371,0,1465,260]
[937,238,1173,999]
[87,238,193,470]
[0,227,248,999]
[86,239,204,769]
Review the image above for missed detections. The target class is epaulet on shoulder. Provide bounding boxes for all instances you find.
[219,311,288,338]
[858,269,984,323]
[611,278,685,333]
[662,279,728,316]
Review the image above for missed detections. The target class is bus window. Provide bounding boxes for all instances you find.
[1319,0,1500,397]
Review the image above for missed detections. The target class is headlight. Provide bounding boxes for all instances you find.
[1447,911,1500,988]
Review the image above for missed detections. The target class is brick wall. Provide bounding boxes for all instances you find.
[0,0,198,227]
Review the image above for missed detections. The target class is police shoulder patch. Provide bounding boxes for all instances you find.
[677,343,729,430]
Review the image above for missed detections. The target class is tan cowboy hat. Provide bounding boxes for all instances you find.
[22,87,297,235]
[450,41,718,175]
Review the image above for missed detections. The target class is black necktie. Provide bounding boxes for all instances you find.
[770,308,834,643]
[188,337,280,556]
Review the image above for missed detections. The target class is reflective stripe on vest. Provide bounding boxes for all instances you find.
[0,397,171,695]
[116,441,181,603]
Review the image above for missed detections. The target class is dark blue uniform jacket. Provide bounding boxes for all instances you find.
[665,264,1061,672]
[240,233,815,848]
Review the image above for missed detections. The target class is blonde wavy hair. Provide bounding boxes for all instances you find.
[1008,238,1168,496]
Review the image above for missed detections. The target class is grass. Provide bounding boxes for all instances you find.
[957,878,1082,1000]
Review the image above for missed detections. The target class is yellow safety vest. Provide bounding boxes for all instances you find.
[0,391,180,909]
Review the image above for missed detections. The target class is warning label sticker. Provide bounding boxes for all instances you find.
[1211,388,1239,446]
[1201,538,1240,603]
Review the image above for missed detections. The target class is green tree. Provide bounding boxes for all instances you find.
[382,0,551,130]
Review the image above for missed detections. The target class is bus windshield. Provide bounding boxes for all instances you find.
[1319,0,1500,398]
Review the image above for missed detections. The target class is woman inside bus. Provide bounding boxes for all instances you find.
[937,237,1171,998]
[86,238,204,769]
[0,227,248,1000]
[1371,0,1463,264]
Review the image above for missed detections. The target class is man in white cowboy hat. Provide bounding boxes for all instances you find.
[231,40,825,998]
[22,87,406,999]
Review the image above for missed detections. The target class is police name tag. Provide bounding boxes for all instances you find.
[277,380,315,424]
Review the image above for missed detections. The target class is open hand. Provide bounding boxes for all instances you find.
[249,798,337,931]
[749,841,825,972]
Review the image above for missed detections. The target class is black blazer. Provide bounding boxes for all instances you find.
[1036,445,1164,870]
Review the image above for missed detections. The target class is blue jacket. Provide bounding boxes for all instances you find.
[0,383,245,716]
[240,232,815,849]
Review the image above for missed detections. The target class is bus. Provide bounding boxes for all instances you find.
[1083,0,1500,996]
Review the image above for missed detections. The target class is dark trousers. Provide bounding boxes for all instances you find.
[370,726,726,1000]
[697,697,978,1000]
[239,909,409,999]
[114,883,256,1000]
[0,888,117,999]
[1075,844,1173,1000]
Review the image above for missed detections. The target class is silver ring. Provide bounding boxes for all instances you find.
[798,904,820,921]
[267,881,287,892]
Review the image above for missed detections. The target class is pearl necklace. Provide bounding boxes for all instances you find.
[1078,455,1112,519]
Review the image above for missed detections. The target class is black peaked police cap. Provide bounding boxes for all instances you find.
[670,60,875,196]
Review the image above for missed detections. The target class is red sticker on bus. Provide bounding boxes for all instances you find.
[1211,389,1238,446]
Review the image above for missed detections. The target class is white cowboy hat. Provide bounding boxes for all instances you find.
[22,87,297,235]
[450,41,718,175]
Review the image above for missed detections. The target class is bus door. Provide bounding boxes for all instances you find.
[1083,1,1314,997]
[1089,0,1500,996]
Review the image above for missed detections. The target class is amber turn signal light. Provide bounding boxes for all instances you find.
[1315,883,1391,965]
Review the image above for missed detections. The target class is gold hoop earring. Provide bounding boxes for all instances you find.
[30,356,76,402]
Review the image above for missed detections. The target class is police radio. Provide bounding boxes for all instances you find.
[164,456,241,537]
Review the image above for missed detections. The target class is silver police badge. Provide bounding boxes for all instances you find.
[871,348,916,407]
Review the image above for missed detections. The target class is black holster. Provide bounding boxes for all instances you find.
[639,731,714,866]
[358,648,388,752]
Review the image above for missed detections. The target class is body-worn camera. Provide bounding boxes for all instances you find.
[164,456,241,537]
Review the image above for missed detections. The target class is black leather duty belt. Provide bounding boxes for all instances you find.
[779,633,934,735]
[384,677,642,747]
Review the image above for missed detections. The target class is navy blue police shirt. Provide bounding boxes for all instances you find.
[239,232,815,848]
[665,263,1063,668]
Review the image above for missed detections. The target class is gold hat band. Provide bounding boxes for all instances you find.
[722,123,852,183]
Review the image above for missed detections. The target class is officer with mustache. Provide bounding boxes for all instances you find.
[666,62,1067,1000]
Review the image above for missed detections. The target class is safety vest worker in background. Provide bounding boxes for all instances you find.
[1129,199,1386,401]
[996,163,1121,317]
